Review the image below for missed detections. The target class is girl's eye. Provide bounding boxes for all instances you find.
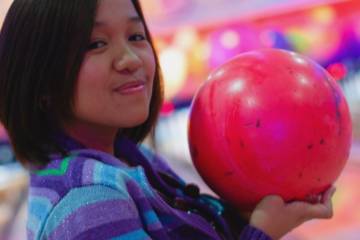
[87,40,107,50]
[129,33,146,42]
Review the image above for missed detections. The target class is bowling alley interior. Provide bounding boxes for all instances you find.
[1,0,360,239]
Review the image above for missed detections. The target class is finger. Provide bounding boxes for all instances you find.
[303,199,334,220]
[262,195,284,202]
[321,186,336,204]
[253,195,285,215]
[322,187,335,217]
[306,193,322,204]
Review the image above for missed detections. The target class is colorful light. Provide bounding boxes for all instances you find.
[311,6,336,25]
[159,46,188,100]
[174,27,199,51]
[220,30,241,49]
[160,101,175,116]
[327,62,347,81]
[208,25,260,69]
[260,29,294,50]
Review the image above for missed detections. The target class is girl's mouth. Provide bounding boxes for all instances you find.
[114,80,146,95]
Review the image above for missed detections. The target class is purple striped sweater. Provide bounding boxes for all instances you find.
[27,135,271,240]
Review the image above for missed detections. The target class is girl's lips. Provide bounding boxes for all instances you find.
[114,80,146,95]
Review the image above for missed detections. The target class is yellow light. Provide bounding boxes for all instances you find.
[159,47,188,100]
[174,27,199,51]
[311,6,336,24]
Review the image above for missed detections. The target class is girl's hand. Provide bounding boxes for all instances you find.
[249,186,336,240]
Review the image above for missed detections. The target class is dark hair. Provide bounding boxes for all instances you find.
[0,0,164,167]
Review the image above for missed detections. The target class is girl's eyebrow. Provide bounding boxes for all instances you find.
[94,16,142,27]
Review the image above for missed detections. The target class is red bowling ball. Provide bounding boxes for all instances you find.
[188,48,352,211]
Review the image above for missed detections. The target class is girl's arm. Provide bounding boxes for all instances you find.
[38,185,153,240]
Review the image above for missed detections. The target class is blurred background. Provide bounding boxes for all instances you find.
[1,0,360,239]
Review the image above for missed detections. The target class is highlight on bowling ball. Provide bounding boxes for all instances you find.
[188,48,352,211]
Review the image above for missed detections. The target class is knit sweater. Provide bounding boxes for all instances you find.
[27,136,271,240]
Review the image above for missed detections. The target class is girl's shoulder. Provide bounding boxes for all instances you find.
[27,149,157,239]
[29,149,156,204]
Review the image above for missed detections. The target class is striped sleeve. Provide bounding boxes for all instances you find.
[38,185,152,240]
[239,225,272,240]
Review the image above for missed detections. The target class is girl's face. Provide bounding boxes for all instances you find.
[69,0,155,136]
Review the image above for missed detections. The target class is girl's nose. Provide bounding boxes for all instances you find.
[113,46,142,74]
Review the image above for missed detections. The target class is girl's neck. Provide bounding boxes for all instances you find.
[62,120,118,155]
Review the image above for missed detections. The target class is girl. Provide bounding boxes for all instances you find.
[0,0,335,239]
